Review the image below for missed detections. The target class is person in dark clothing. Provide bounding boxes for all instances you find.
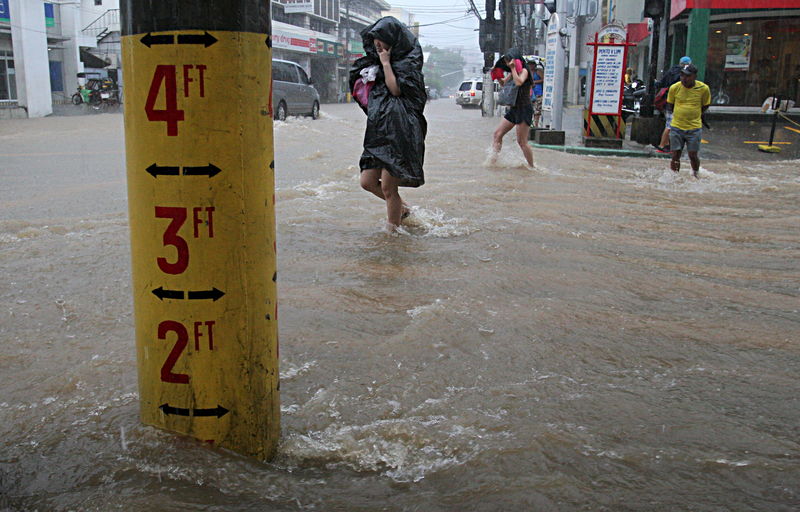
[349,16,427,232]
[656,56,692,90]
[490,48,535,168]
[531,64,544,128]
[654,56,692,152]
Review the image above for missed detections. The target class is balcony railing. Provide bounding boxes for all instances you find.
[82,9,120,41]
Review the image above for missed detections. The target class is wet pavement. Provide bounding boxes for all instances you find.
[2,101,800,511]
[51,100,800,161]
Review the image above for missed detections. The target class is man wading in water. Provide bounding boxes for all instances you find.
[666,64,711,178]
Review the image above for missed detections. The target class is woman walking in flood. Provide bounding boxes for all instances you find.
[350,16,427,232]
[490,48,535,168]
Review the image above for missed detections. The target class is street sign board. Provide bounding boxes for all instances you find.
[590,45,626,114]
[542,21,558,112]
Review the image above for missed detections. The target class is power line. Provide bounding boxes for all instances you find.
[414,15,473,27]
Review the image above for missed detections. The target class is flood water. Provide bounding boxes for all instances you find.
[1,101,799,511]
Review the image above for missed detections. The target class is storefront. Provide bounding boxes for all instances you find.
[705,15,800,105]
[271,21,342,103]
[669,1,800,106]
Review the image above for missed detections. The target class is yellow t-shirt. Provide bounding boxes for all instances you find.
[667,80,711,131]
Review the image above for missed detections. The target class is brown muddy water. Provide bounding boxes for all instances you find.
[1,102,799,511]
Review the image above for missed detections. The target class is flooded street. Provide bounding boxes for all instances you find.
[2,101,799,510]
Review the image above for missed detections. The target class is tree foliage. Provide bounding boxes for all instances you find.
[422,45,466,94]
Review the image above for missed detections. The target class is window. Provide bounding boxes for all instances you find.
[283,63,299,83]
[704,17,800,106]
[476,82,483,91]
[458,82,471,91]
[273,62,287,82]
[95,0,102,5]
[273,62,298,83]
[296,66,309,85]
[0,51,17,101]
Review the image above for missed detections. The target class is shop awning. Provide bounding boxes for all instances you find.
[271,21,341,57]
[80,49,108,68]
[671,0,800,19]
[626,22,651,45]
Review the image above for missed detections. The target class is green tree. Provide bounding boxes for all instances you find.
[423,46,466,94]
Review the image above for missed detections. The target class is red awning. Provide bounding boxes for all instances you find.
[671,0,800,19]
[626,22,651,45]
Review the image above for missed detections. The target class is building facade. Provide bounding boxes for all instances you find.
[2,0,393,117]
[338,0,390,98]
[668,1,800,106]
[271,0,343,102]
[1,0,120,118]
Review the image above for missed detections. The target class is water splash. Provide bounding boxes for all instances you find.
[279,416,489,482]
[401,207,473,238]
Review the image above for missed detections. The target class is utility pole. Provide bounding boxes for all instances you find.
[472,0,496,116]
[642,0,669,117]
[503,0,514,51]
[343,0,351,101]
[121,0,279,460]
[656,0,670,83]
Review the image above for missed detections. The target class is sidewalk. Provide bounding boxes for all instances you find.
[539,105,800,161]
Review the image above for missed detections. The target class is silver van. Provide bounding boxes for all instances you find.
[272,59,321,121]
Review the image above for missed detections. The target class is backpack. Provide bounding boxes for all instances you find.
[654,87,669,111]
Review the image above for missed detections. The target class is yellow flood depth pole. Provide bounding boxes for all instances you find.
[121,2,279,459]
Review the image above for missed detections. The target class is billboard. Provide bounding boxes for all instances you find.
[284,0,314,13]
[542,29,557,111]
[724,35,751,71]
[1,0,10,22]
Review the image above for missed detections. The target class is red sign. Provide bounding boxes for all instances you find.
[626,22,650,44]
[671,0,800,19]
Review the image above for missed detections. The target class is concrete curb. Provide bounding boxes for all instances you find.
[530,142,671,158]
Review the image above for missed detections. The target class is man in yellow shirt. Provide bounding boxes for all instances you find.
[666,64,711,178]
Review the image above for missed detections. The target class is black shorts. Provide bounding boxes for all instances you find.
[504,104,533,126]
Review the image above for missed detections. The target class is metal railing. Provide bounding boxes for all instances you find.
[82,9,120,41]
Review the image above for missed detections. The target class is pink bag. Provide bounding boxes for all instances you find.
[353,79,374,108]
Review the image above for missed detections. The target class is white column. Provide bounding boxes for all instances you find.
[60,2,84,96]
[550,12,567,130]
[10,0,52,117]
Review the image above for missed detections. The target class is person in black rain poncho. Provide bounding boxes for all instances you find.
[350,16,427,232]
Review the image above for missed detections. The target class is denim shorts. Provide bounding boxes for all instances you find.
[504,104,533,126]
[669,126,702,152]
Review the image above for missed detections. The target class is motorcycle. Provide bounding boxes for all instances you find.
[87,77,122,110]
[70,84,89,105]
[622,78,646,121]
[71,73,121,110]
[71,72,102,105]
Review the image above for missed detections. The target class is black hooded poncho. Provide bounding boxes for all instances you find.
[349,16,427,188]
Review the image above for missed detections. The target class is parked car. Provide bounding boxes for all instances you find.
[455,79,483,108]
[272,59,320,121]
